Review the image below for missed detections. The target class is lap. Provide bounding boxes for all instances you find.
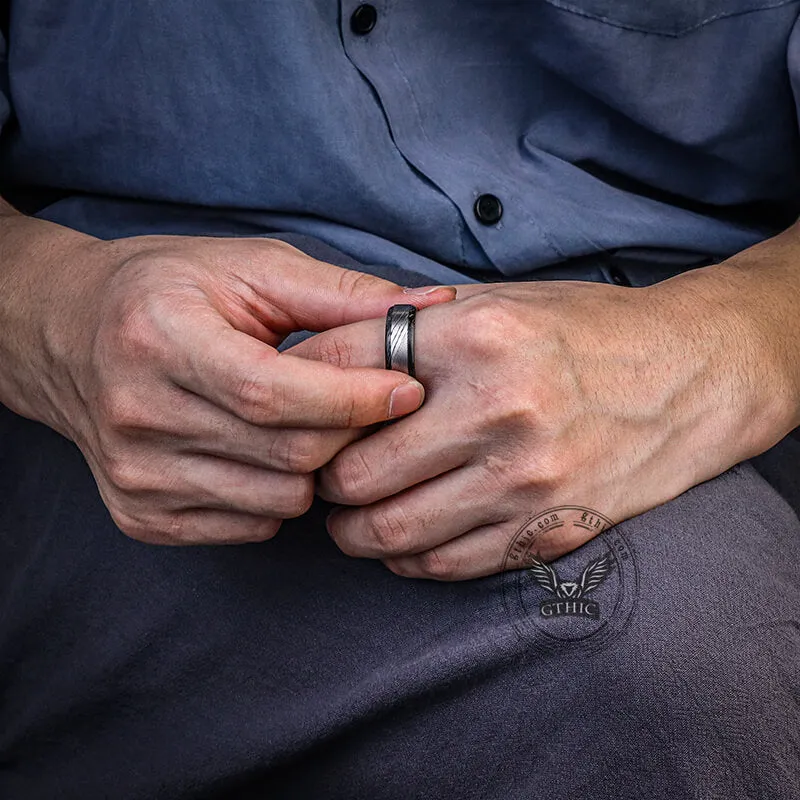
[1,401,798,800]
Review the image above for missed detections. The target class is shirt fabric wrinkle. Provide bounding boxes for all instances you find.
[0,1,799,281]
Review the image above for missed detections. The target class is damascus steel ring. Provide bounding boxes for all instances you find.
[385,304,416,378]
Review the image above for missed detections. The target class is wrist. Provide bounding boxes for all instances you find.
[0,212,102,432]
[649,262,799,460]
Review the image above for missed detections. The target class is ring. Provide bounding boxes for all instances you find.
[385,304,416,378]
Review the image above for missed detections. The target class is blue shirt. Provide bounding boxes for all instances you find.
[1,1,800,283]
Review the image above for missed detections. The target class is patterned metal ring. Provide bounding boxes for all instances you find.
[384,304,416,378]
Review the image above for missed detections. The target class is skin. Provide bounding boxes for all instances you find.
[0,199,454,544]
[291,225,800,581]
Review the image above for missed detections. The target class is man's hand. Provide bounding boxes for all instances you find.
[291,274,797,580]
[0,214,453,543]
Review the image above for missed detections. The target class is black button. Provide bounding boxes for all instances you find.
[474,194,503,225]
[351,4,378,35]
[607,266,632,286]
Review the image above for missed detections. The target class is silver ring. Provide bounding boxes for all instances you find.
[385,304,416,378]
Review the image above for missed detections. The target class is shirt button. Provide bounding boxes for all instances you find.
[474,194,503,225]
[351,4,378,35]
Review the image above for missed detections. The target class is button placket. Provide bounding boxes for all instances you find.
[340,1,559,272]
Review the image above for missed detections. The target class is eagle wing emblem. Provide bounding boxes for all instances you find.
[527,558,560,596]
[579,552,616,596]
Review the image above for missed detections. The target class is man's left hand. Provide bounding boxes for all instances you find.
[290,277,786,580]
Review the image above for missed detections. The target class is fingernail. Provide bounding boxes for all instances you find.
[388,381,425,418]
[403,286,446,295]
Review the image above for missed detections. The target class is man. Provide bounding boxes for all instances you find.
[0,2,798,798]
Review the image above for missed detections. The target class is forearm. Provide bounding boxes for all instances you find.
[653,222,800,460]
[0,197,100,429]
[0,197,95,270]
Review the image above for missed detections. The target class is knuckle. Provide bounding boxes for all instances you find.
[261,237,301,263]
[113,297,166,361]
[327,337,354,370]
[326,389,358,428]
[336,268,379,302]
[457,297,518,357]
[276,476,315,519]
[367,504,414,556]
[513,444,571,496]
[235,375,281,426]
[109,506,163,544]
[104,454,148,495]
[415,549,459,581]
[325,449,375,502]
[306,335,354,369]
[278,431,327,474]
[99,388,150,432]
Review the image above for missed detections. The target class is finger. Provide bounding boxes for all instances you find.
[192,424,362,474]
[172,320,426,428]
[164,454,316,519]
[383,516,599,582]
[139,509,284,546]
[383,521,519,581]
[325,466,501,559]
[237,240,456,331]
[287,300,447,378]
[287,317,385,370]
[144,388,363,472]
[318,413,471,504]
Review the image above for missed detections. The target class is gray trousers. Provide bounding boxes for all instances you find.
[0,235,798,800]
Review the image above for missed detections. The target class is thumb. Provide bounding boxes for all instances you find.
[251,241,456,331]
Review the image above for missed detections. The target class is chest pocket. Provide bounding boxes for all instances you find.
[541,0,797,36]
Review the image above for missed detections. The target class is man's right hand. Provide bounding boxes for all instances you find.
[0,214,452,544]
